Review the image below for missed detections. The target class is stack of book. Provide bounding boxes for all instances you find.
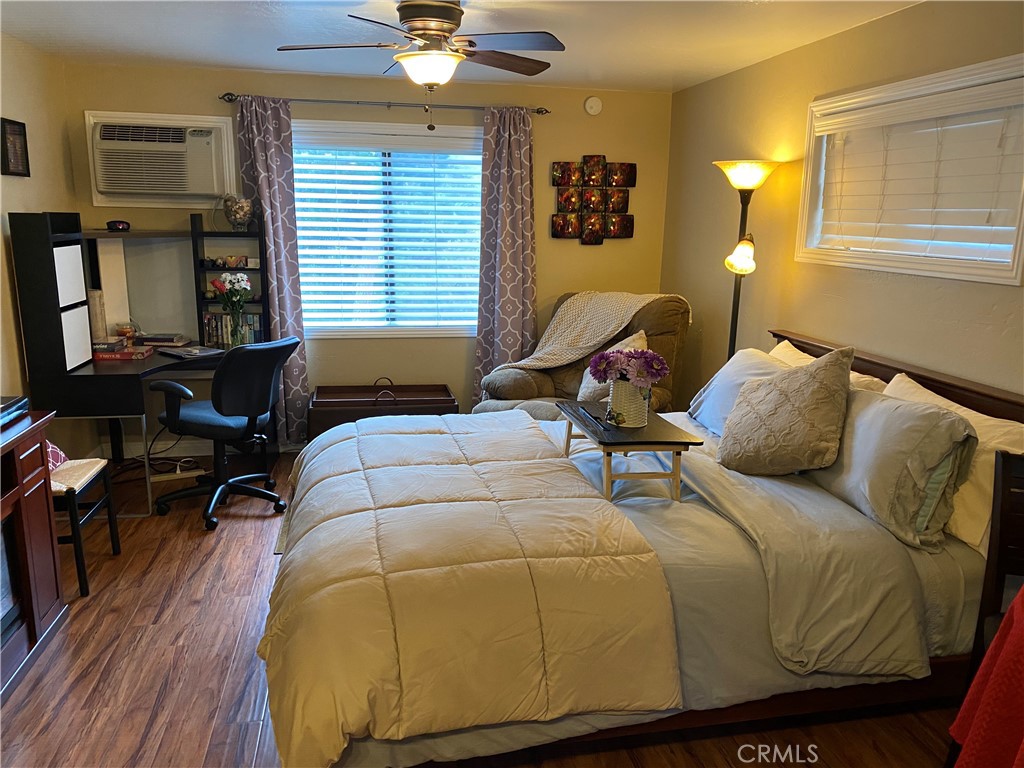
[92,337,155,361]
[202,312,264,348]
[137,332,190,347]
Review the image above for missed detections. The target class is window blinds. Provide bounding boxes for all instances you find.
[293,122,482,331]
[818,105,1023,262]
[797,56,1024,284]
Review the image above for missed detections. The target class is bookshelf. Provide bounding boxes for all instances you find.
[189,213,271,349]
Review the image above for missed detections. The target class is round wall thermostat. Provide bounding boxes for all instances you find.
[584,96,603,115]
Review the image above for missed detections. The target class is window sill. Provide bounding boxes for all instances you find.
[305,327,477,340]
[796,247,1022,286]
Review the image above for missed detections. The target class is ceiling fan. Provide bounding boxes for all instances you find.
[278,0,565,89]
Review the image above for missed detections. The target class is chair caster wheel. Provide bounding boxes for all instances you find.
[156,503,171,516]
[264,479,277,491]
[205,517,219,531]
[274,500,287,514]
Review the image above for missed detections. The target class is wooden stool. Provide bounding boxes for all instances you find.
[50,458,120,597]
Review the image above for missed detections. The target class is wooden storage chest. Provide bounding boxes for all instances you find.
[308,384,459,439]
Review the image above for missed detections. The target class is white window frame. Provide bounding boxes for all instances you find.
[292,119,483,339]
[795,54,1024,286]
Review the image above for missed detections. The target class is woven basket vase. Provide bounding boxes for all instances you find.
[607,380,650,427]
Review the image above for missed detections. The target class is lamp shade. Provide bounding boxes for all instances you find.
[394,50,465,87]
[713,160,780,190]
[725,235,756,275]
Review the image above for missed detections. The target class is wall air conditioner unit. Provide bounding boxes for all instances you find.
[85,111,237,208]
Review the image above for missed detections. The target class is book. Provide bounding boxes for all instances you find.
[138,333,188,345]
[92,346,155,361]
[92,336,128,352]
[158,346,225,360]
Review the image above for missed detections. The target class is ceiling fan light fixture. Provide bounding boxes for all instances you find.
[394,49,465,87]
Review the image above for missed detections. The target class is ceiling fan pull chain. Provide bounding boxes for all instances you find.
[424,88,436,131]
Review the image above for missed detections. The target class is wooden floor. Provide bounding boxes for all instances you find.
[1,454,959,768]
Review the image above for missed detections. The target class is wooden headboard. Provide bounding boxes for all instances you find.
[769,329,1024,423]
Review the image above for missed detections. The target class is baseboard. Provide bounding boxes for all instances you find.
[91,436,212,460]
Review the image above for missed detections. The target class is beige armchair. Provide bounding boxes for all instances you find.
[473,293,692,420]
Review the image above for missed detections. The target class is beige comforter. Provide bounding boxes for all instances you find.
[259,411,682,767]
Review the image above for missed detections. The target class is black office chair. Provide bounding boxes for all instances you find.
[149,336,300,531]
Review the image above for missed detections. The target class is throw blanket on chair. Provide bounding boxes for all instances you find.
[490,291,665,375]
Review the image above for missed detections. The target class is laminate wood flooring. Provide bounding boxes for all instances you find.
[1,454,959,768]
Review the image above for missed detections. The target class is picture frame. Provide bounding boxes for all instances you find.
[1,118,30,177]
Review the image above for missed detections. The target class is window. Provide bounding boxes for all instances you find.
[796,55,1024,285]
[292,120,483,336]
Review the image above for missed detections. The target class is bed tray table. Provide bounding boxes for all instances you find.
[556,400,703,500]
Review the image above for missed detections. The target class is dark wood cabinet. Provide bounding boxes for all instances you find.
[1,411,67,701]
[189,213,270,348]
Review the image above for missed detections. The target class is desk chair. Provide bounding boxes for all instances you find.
[149,336,300,531]
[50,457,120,597]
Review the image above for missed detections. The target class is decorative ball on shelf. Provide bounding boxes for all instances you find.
[203,290,216,300]
[223,195,255,232]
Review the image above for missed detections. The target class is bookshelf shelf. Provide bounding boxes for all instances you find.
[190,214,270,348]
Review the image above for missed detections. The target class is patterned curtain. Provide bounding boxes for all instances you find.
[236,95,309,444]
[473,106,537,403]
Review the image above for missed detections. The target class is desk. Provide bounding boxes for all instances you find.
[50,352,223,513]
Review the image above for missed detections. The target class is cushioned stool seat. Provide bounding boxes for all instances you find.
[50,457,120,597]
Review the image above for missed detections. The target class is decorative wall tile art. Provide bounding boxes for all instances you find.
[550,155,637,245]
[551,213,582,238]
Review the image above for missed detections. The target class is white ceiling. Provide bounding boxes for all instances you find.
[1,0,916,92]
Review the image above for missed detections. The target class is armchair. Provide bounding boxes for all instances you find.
[474,293,691,420]
[149,336,300,530]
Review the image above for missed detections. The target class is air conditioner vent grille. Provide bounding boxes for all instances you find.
[99,124,186,143]
[95,149,190,193]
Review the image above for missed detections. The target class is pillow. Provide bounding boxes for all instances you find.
[717,347,854,475]
[769,340,886,392]
[577,330,647,402]
[46,440,68,471]
[808,389,978,552]
[884,373,1024,556]
[688,349,790,436]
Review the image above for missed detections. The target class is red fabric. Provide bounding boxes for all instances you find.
[950,589,1024,768]
[45,440,68,472]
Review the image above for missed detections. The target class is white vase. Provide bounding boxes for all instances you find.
[606,380,650,427]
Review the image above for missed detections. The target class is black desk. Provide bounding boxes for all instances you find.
[42,352,224,513]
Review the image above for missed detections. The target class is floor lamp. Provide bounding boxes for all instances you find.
[713,160,779,358]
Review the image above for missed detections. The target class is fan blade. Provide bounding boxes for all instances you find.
[462,49,550,76]
[278,42,406,52]
[349,14,427,44]
[452,31,564,52]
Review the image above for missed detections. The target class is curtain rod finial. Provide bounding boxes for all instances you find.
[219,92,240,103]
[535,107,551,115]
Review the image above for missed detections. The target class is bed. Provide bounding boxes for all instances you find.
[262,331,1024,768]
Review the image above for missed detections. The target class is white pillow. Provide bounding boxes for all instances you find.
[770,340,886,392]
[883,373,1024,556]
[688,348,790,436]
[577,329,647,402]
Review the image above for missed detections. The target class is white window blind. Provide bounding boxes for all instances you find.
[292,120,483,335]
[797,55,1024,285]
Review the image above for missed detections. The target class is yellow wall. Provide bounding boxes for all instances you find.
[45,62,670,411]
[661,1,1024,402]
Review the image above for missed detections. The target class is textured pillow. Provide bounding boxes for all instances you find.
[770,340,886,392]
[688,349,790,436]
[884,373,1024,556]
[577,330,647,402]
[717,347,854,475]
[808,389,978,552]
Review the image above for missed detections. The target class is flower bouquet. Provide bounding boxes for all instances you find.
[587,348,670,427]
[210,272,252,348]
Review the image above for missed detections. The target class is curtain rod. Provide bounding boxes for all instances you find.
[218,92,551,115]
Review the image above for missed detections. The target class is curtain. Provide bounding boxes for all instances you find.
[473,106,537,403]
[236,95,309,444]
